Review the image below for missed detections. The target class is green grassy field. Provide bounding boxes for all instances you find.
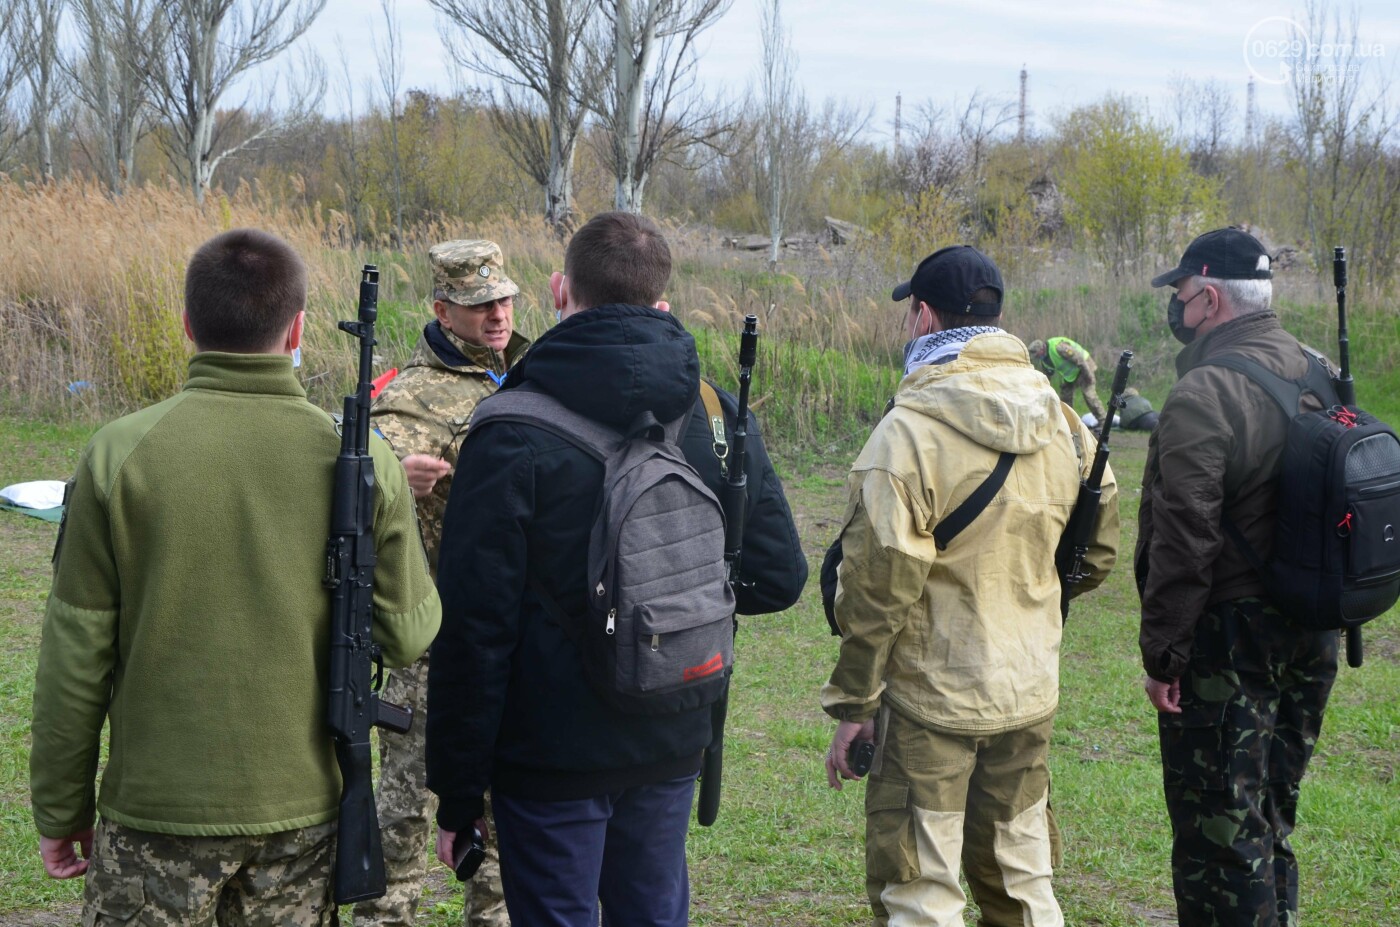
[1,413,1396,926]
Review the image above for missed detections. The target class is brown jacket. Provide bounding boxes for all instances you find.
[1137,311,1329,681]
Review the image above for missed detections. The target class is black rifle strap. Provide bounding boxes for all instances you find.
[933,451,1016,551]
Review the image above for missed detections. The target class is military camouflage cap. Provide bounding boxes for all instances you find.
[429,240,519,306]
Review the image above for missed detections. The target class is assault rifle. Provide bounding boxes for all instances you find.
[1055,349,1133,621]
[324,265,414,904]
[697,314,758,827]
[1334,247,1364,668]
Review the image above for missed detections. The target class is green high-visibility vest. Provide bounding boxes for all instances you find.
[1044,336,1086,385]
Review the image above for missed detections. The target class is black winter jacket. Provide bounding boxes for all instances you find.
[426,305,806,829]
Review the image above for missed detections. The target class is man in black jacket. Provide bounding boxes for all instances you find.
[427,212,806,927]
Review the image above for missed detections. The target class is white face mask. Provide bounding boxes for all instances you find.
[292,346,302,368]
[554,309,563,323]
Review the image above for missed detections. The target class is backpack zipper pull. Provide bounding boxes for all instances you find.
[606,608,616,635]
[651,634,660,651]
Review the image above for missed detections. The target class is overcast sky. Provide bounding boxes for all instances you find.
[301,0,1400,142]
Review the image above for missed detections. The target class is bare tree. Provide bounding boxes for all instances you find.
[753,0,866,267]
[0,0,28,167]
[329,37,371,243]
[375,0,405,245]
[1167,73,1233,176]
[901,93,1014,197]
[17,0,67,181]
[598,0,733,213]
[755,0,797,267]
[140,0,327,203]
[1286,0,1398,279]
[430,0,605,229]
[66,0,165,194]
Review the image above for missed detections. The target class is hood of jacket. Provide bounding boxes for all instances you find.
[502,304,700,429]
[892,330,1064,456]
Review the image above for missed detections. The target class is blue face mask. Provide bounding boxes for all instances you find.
[555,309,562,323]
[292,346,302,368]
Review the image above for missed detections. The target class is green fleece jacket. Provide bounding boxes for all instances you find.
[30,353,441,838]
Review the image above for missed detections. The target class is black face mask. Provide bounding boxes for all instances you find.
[1167,289,1206,345]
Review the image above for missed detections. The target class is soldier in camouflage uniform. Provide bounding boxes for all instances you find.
[1137,229,1338,927]
[358,240,529,927]
[1028,336,1108,423]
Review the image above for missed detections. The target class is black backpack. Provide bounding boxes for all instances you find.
[1207,350,1400,632]
[470,387,735,716]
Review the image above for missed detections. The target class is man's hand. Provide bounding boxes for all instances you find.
[40,830,93,879]
[402,454,453,499]
[825,718,876,791]
[435,819,490,869]
[1145,676,1182,714]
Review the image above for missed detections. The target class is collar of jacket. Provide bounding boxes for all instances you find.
[183,352,307,397]
[422,319,528,375]
[1174,311,1282,378]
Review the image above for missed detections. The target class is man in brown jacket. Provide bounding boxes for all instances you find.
[1138,228,1338,927]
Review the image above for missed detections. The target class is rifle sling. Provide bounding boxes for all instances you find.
[699,380,729,477]
[933,451,1016,551]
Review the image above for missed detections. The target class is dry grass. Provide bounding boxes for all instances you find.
[4,175,1385,445]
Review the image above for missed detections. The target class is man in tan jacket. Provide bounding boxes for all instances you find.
[822,245,1119,927]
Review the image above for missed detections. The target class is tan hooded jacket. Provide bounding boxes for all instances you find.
[822,331,1119,734]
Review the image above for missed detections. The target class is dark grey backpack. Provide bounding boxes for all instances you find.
[471,387,735,715]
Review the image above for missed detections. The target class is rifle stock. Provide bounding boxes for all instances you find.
[324,266,411,904]
[1055,350,1133,621]
[697,314,758,827]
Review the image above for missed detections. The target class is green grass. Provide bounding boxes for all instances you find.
[2,416,1397,926]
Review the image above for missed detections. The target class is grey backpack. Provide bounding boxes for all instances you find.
[470,386,735,715]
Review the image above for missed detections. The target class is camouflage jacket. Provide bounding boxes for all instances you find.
[372,323,531,575]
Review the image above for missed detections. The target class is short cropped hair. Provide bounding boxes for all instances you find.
[564,212,671,310]
[1199,275,1272,317]
[185,228,308,352]
[934,287,1002,330]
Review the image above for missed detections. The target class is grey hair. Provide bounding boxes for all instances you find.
[1197,275,1272,316]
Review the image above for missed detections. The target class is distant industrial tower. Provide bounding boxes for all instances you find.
[1245,76,1256,147]
[894,91,902,152]
[1018,66,1028,143]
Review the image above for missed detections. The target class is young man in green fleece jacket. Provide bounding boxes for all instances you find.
[29,228,442,926]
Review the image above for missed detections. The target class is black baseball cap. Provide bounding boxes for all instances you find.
[1151,228,1273,288]
[890,245,1003,316]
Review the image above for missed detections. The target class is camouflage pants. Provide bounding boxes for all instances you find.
[352,656,508,927]
[1055,364,1107,421]
[1158,598,1338,927]
[81,817,336,926]
[864,708,1063,927]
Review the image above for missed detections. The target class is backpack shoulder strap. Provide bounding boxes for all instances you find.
[933,451,1015,551]
[470,386,620,462]
[1200,353,1317,416]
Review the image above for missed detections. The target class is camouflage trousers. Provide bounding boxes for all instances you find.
[81,817,336,926]
[1055,365,1107,422]
[864,708,1063,927]
[1158,598,1338,927]
[352,656,508,927]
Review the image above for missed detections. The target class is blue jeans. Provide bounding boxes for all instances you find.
[492,775,697,927]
